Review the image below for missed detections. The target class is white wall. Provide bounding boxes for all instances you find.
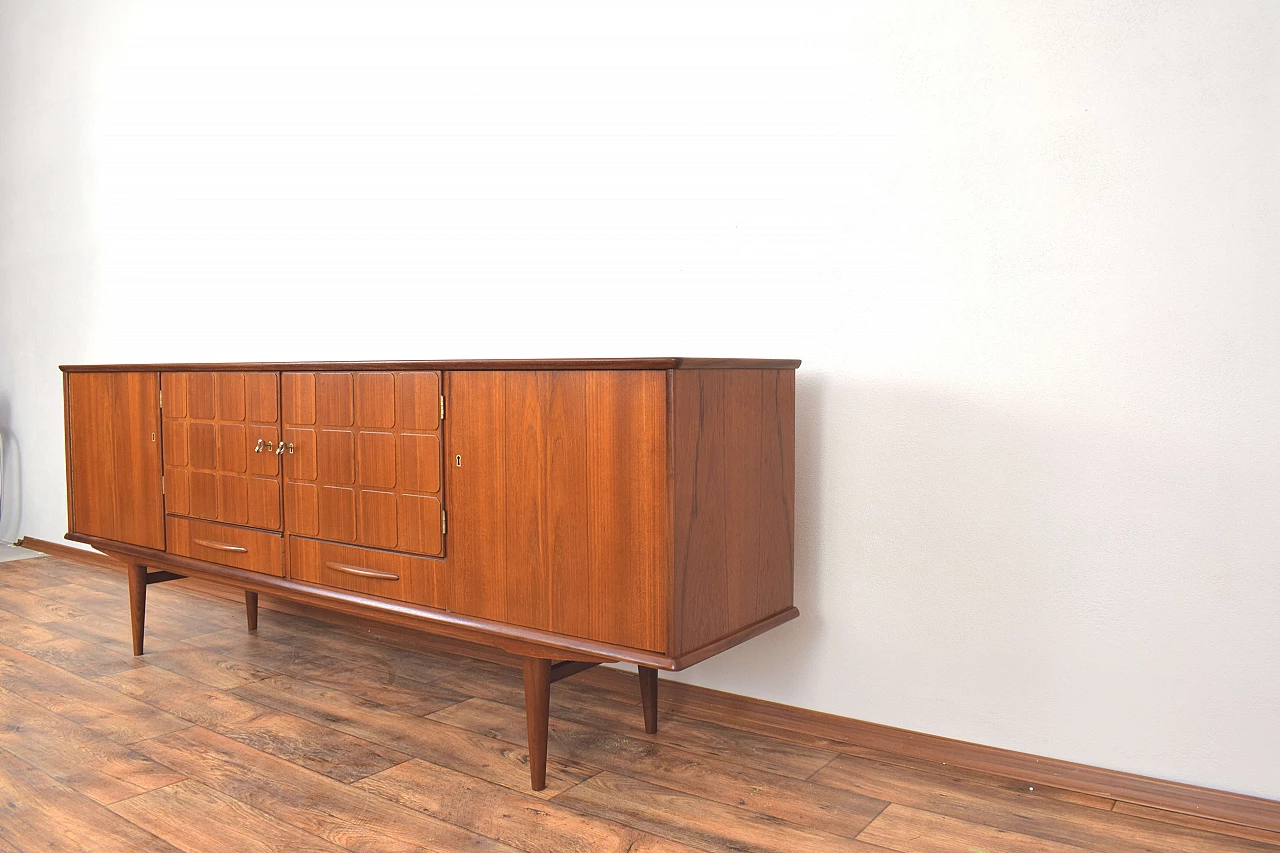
[2,0,1277,799]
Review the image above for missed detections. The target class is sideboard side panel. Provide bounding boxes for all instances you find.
[672,369,729,650]
[673,368,795,656]
[762,369,796,623]
[66,371,165,550]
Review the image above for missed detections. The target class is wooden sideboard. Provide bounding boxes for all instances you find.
[61,358,799,789]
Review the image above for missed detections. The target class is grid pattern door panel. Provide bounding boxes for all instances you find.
[283,371,443,557]
[161,371,283,531]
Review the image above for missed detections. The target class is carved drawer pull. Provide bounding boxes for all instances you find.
[324,562,399,581]
[192,538,249,553]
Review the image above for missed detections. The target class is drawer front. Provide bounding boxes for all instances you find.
[289,537,442,608]
[167,516,283,576]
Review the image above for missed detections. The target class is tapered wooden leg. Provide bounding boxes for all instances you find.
[126,563,147,656]
[639,665,658,734]
[522,657,551,791]
[245,591,258,631]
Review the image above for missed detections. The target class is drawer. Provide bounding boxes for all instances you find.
[289,536,442,608]
[167,516,283,576]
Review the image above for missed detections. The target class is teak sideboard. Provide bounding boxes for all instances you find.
[61,358,799,789]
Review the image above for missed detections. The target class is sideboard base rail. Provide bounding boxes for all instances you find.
[96,537,672,791]
[74,532,798,671]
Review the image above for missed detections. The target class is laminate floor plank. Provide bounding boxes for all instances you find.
[0,644,190,744]
[0,584,91,624]
[38,607,186,658]
[555,771,889,853]
[858,803,1095,853]
[433,664,839,780]
[0,748,182,853]
[136,726,556,853]
[33,581,235,641]
[814,754,1279,853]
[232,674,596,798]
[431,697,886,841]
[94,664,410,783]
[185,628,468,711]
[109,779,349,853]
[581,668,1258,831]
[0,557,106,591]
[0,608,146,678]
[356,757,706,853]
[1112,801,1280,848]
[0,609,80,652]
[575,664,920,751]
[18,558,135,597]
[226,616,468,686]
[0,687,185,805]
[2,553,1269,853]
[0,573,215,666]
[71,572,248,634]
[573,667,1117,810]
[127,643,276,690]
[0,566,65,592]
[8,575,221,653]
[29,590,276,691]
[13,634,145,679]
[830,742,1117,810]
[46,617,273,691]
[185,590,518,671]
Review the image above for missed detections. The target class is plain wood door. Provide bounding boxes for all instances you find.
[65,371,165,550]
[445,370,669,652]
[160,372,282,530]
[282,371,444,556]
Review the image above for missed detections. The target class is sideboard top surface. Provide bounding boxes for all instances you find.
[60,357,800,373]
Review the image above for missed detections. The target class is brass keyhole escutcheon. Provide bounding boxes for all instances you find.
[456,454,462,467]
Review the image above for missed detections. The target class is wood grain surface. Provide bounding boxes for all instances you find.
[282,371,444,557]
[287,536,444,609]
[64,363,797,667]
[161,371,283,531]
[66,371,165,550]
[165,517,283,577]
[672,368,795,656]
[62,358,803,373]
[2,553,1275,853]
[446,370,668,652]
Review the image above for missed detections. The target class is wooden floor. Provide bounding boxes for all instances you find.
[0,555,1275,853]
